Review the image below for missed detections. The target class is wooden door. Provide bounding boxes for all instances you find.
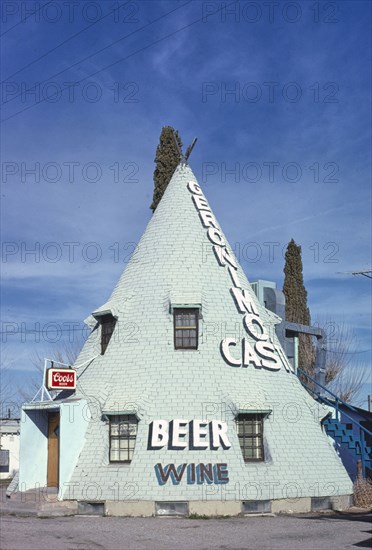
[47,412,60,487]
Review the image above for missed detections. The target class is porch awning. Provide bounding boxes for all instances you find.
[23,397,85,410]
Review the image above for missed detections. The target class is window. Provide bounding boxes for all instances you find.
[174,308,198,349]
[236,414,264,461]
[0,449,9,473]
[100,314,116,355]
[109,415,138,463]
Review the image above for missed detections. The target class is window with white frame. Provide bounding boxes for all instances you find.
[109,415,138,463]
[173,308,198,349]
[236,414,265,461]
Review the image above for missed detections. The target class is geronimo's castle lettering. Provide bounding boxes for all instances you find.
[187,180,292,372]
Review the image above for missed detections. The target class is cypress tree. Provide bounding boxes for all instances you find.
[150,126,182,213]
[283,239,314,375]
[283,239,310,325]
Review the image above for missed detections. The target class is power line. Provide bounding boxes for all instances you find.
[352,270,372,279]
[337,270,372,279]
[3,2,130,82]
[0,1,54,38]
[1,1,192,106]
[1,1,238,123]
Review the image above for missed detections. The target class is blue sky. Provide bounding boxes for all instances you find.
[1,0,371,408]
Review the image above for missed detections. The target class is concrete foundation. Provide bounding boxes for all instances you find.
[189,500,242,517]
[271,497,312,514]
[330,495,353,511]
[105,500,154,517]
[102,494,353,517]
[5,492,353,517]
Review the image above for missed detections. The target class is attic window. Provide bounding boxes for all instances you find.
[99,314,116,355]
[174,308,198,349]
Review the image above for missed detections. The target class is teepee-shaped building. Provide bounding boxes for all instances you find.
[19,159,352,515]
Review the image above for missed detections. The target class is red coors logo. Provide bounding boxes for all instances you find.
[46,368,76,390]
[53,372,74,384]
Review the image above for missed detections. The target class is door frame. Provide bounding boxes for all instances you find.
[47,410,60,488]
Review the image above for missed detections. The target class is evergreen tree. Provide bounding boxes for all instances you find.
[283,239,314,375]
[150,126,182,212]
[283,239,311,325]
[283,240,366,402]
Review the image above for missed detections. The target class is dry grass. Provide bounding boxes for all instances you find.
[353,478,372,508]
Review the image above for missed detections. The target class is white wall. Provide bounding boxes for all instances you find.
[0,429,20,480]
[59,400,89,498]
[18,401,89,495]
[19,408,48,490]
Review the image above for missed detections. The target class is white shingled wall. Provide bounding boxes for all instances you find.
[25,164,353,502]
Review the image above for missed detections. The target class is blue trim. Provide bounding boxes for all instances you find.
[296,367,372,479]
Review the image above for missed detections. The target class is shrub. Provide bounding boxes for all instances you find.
[353,478,372,508]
